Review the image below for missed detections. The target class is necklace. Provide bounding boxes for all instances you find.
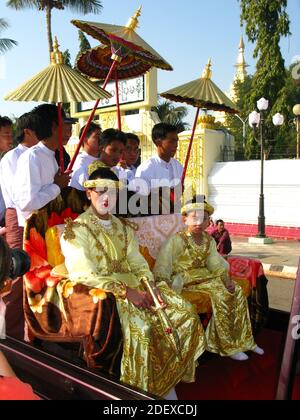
[180,231,211,269]
[88,214,129,273]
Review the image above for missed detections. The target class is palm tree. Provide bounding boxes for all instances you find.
[6,1,102,60]
[153,98,190,133]
[0,18,17,54]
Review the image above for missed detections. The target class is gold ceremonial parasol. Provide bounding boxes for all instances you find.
[72,6,172,73]
[161,59,239,185]
[4,37,111,172]
[69,7,172,170]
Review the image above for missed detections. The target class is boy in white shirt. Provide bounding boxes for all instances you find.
[136,123,183,190]
[135,123,183,213]
[70,122,101,191]
[113,132,140,184]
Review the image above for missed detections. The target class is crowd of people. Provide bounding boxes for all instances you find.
[0,105,263,400]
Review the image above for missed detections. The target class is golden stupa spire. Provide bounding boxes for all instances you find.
[234,36,248,83]
[126,6,142,30]
[229,36,249,101]
[201,58,212,79]
[51,36,64,65]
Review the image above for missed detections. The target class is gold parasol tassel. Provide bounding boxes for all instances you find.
[141,277,182,361]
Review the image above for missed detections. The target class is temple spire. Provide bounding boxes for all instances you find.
[230,36,249,101]
[234,36,248,83]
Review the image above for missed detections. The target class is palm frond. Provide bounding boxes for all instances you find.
[6,0,40,10]
[0,38,18,54]
[0,18,9,31]
[61,0,103,14]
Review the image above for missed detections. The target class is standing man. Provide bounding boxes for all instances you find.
[1,112,41,244]
[13,104,71,226]
[0,112,41,339]
[0,116,13,229]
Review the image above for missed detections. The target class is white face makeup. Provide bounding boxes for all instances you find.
[94,188,118,215]
[0,298,6,340]
[184,210,210,233]
[185,210,208,226]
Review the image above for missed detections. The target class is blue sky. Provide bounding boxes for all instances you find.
[0,0,299,122]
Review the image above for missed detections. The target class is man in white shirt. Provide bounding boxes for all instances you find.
[0,116,13,230]
[1,112,41,241]
[13,104,71,226]
[135,123,183,214]
[70,122,101,191]
[0,112,41,339]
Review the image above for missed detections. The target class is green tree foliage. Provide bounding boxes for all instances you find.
[6,1,102,60]
[153,98,190,133]
[226,63,300,160]
[0,18,17,54]
[225,75,253,159]
[75,30,91,67]
[239,0,291,158]
[63,48,72,67]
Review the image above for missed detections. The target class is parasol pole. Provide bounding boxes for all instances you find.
[115,70,122,130]
[68,59,119,172]
[68,7,146,172]
[181,107,200,186]
[57,102,64,173]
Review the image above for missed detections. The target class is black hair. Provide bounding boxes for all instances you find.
[31,104,66,139]
[15,112,43,143]
[100,129,127,148]
[0,236,11,289]
[125,132,140,145]
[88,167,119,183]
[152,123,178,145]
[216,219,224,225]
[79,122,101,141]
[0,116,12,129]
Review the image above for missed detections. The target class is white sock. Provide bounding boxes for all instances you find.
[252,345,264,355]
[230,352,249,361]
[164,387,178,400]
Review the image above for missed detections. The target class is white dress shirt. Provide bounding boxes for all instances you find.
[135,156,183,191]
[13,142,60,225]
[69,151,98,191]
[0,188,5,222]
[0,143,28,209]
[113,165,137,184]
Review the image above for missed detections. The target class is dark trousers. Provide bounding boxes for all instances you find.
[2,208,25,340]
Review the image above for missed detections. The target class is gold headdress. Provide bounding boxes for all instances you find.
[83,178,125,190]
[181,202,214,216]
[88,160,110,177]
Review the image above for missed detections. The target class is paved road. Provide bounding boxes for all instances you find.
[231,236,299,313]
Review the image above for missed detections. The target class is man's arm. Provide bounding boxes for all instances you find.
[13,154,61,213]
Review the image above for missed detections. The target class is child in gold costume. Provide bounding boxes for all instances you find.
[60,168,206,399]
[154,201,264,361]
